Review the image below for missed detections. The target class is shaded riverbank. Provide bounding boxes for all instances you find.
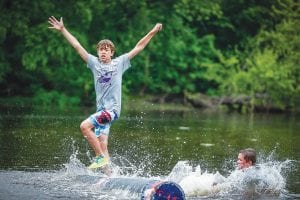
[1,94,299,114]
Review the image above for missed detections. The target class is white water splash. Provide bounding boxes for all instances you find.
[43,152,148,199]
[167,159,292,198]
[167,161,225,197]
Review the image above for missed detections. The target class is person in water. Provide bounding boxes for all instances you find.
[237,148,256,169]
[48,16,162,169]
[178,148,258,196]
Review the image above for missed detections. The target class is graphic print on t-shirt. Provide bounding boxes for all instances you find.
[98,71,116,88]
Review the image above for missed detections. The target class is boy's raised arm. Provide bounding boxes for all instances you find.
[128,23,162,60]
[48,16,89,63]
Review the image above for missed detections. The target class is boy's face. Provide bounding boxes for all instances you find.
[97,45,114,63]
[237,153,252,169]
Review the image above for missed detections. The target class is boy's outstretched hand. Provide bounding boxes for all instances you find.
[153,23,163,33]
[48,16,64,31]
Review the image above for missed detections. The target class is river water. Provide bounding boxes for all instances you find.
[0,102,299,199]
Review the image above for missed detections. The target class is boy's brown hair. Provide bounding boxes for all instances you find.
[97,39,115,54]
[240,148,256,165]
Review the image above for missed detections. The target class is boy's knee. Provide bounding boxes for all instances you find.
[80,120,89,133]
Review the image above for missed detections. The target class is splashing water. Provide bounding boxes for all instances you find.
[0,147,296,200]
[0,152,156,200]
[166,158,293,199]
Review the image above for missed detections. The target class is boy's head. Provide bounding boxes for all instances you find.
[238,148,256,169]
[97,39,115,63]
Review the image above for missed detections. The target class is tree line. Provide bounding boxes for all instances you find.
[0,0,299,111]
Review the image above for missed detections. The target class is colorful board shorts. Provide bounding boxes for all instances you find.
[89,109,118,137]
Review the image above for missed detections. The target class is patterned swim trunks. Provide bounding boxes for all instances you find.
[89,109,118,137]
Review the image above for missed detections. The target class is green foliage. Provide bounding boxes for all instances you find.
[32,88,80,108]
[0,0,298,111]
[217,0,300,109]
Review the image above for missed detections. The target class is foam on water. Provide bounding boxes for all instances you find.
[166,157,294,199]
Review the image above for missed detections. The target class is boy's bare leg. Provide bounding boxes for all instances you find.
[99,135,109,159]
[80,119,103,156]
[98,135,112,175]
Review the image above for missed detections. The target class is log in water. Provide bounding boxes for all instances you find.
[99,177,185,200]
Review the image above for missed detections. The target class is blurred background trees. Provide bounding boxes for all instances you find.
[0,0,299,111]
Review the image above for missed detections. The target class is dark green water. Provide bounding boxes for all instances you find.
[0,103,299,199]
